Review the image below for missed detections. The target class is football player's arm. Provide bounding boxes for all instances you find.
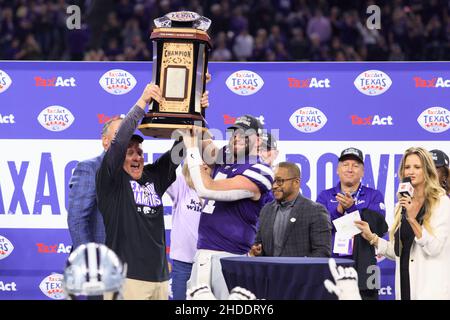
[201,169,261,201]
[201,138,220,166]
[185,144,256,201]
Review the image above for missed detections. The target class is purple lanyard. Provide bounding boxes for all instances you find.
[351,184,363,206]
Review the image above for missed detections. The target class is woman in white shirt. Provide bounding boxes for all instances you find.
[166,163,203,300]
[355,147,450,300]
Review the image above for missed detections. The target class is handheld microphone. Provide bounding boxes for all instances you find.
[397,177,414,215]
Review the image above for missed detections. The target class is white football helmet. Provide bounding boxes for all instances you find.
[63,243,127,299]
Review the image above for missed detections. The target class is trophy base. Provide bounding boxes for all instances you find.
[138,112,211,139]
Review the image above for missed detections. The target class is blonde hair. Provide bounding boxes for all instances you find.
[182,162,194,190]
[389,147,445,239]
[182,162,205,206]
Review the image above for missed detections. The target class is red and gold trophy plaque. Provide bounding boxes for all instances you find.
[139,11,212,138]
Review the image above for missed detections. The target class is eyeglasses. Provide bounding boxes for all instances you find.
[273,177,297,186]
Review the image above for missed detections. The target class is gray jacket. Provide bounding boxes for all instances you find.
[255,194,332,257]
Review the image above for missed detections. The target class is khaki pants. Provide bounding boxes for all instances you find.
[105,278,169,300]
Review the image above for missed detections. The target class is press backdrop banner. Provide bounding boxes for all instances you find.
[0,61,449,299]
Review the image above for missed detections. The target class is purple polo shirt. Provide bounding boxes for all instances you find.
[316,182,386,257]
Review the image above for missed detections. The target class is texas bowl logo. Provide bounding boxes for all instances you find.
[417,106,450,133]
[354,70,392,96]
[0,235,14,260]
[289,107,327,133]
[0,69,12,94]
[38,105,75,132]
[39,273,65,300]
[167,11,199,21]
[99,69,137,95]
[226,70,264,96]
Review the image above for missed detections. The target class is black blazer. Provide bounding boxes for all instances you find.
[353,208,388,290]
[255,194,332,257]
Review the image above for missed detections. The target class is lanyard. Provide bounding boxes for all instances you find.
[351,183,363,205]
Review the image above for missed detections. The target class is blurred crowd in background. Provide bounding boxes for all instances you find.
[0,0,449,62]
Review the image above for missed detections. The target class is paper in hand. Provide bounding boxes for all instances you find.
[332,210,362,239]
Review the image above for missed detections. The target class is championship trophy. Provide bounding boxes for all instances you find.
[138,11,212,138]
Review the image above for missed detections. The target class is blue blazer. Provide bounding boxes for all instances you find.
[67,153,105,249]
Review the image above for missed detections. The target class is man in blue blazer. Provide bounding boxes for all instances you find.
[67,117,122,249]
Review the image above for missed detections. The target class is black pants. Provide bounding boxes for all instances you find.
[360,289,379,300]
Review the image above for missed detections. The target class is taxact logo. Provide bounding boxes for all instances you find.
[289,107,327,133]
[378,286,393,296]
[288,77,330,88]
[36,243,72,254]
[0,281,17,291]
[354,70,392,96]
[351,115,393,125]
[0,69,12,93]
[223,114,265,126]
[97,113,125,124]
[226,70,264,96]
[0,114,15,124]
[37,105,75,132]
[0,235,14,260]
[417,107,449,133]
[414,76,450,88]
[35,76,76,87]
[99,69,137,95]
[39,274,65,300]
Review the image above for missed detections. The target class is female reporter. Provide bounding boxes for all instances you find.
[355,147,450,300]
